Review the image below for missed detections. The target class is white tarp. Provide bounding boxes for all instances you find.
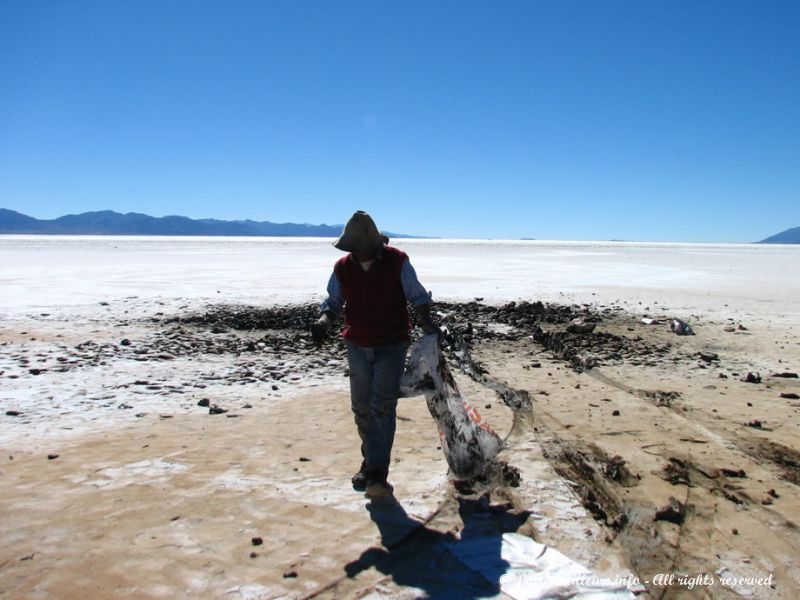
[448,532,636,599]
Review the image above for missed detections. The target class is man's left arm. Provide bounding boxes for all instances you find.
[401,260,439,335]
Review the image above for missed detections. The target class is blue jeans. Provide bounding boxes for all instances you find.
[346,340,408,479]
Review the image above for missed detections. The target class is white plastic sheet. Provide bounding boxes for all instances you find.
[448,532,636,599]
[401,334,503,479]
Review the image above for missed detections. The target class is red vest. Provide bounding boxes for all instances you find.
[334,246,411,347]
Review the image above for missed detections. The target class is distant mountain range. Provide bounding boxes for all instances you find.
[0,209,416,238]
[2,208,797,243]
[758,227,800,244]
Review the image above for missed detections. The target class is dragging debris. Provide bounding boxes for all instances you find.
[401,334,503,479]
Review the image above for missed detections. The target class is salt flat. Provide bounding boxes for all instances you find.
[2,235,799,321]
[1,235,799,599]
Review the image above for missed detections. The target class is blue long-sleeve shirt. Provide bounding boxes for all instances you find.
[320,255,431,318]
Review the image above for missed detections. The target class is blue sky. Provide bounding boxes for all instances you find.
[1,1,798,241]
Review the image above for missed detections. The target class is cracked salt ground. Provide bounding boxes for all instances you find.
[0,304,350,446]
[69,458,190,489]
[271,472,449,518]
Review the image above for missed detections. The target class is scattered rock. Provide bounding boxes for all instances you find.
[47,454,59,460]
[602,455,634,484]
[671,319,694,336]
[120,338,131,346]
[745,420,763,429]
[781,392,800,400]
[251,536,263,546]
[209,405,228,415]
[741,372,762,384]
[298,457,311,462]
[5,410,22,417]
[612,410,620,416]
[283,570,298,579]
[698,352,719,363]
[197,398,210,407]
[654,497,686,524]
[639,390,681,407]
[500,462,522,487]
[566,318,596,334]
[661,458,690,486]
[772,372,798,379]
[721,468,746,478]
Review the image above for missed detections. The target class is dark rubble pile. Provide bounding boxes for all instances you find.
[143,305,348,383]
[531,326,676,371]
[166,303,322,332]
[162,303,348,362]
[434,300,681,372]
[2,339,125,378]
[2,300,687,386]
[436,300,602,334]
[1,305,348,386]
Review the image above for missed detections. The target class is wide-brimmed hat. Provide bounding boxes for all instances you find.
[333,211,389,253]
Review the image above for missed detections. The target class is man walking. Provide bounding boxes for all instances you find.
[312,211,437,497]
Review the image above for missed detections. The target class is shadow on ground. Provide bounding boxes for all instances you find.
[344,495,531,598]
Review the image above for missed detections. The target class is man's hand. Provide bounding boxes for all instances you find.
[311,314,332,343]
[414,304,440,336]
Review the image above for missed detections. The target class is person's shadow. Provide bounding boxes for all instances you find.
[344,494,531,598]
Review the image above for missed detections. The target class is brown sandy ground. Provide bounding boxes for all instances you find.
[464,306,800,599]
[0,302,639,599]
[1,387,451,599]
[0,364,634,599]
[2,300,798,598]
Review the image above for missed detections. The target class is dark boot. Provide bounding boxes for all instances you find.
[351,460,368,491]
